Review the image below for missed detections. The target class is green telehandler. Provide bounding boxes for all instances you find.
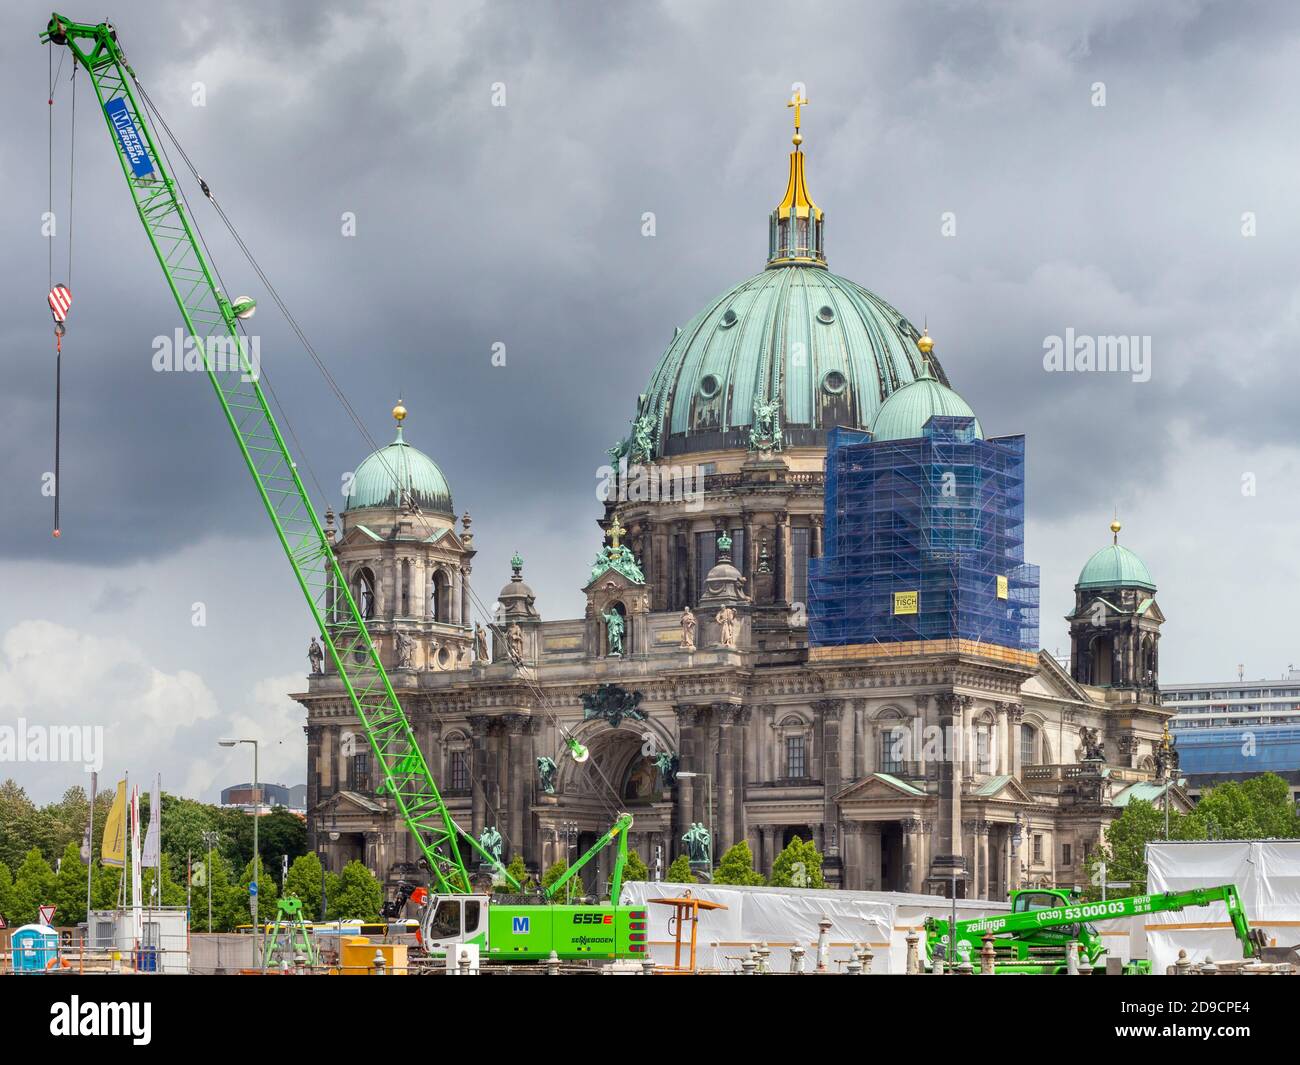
[924,884,1290,974]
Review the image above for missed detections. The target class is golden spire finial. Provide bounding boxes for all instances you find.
[1111,515,1122,544]
[787,90,808,147]
[393,396,408,425]
[917,324,934,356]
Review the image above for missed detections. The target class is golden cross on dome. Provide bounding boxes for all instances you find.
[607,516,626,551]
[787,90,808,145]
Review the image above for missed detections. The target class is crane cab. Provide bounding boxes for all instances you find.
[419,894,491,958]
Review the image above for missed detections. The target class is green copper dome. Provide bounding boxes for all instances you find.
[620,118,956,462]
[1077,542,1156,592]
[346,426,454,516]
[869,363,982,442]
[630,265,947,459]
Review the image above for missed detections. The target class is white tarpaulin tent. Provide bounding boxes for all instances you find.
[1146,840,1300,972]
[620,881,1009,972]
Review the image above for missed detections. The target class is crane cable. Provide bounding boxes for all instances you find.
[132,74,629,834]
[46,47,75,539]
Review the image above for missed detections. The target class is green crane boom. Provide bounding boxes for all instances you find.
[40,13,472,894]
[926,884,1265,974]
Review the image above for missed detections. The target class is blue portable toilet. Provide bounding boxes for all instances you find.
[10,923,59,973]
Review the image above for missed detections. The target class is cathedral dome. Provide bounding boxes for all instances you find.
[869,360,983,442]
[345,408,454,516]
[623,106,951,462]
[1077,523,1155,591]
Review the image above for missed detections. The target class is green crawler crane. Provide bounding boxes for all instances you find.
[925,884,1271,974]
[40,13,647,964]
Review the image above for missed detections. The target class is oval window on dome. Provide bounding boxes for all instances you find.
[719,308,738,329]
[699,374,721,399]
[817,304,835,324]
[822,370,847,395]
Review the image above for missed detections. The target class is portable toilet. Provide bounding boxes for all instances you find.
[11,924,60,973]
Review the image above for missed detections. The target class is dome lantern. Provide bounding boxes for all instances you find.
[768,92,826,268]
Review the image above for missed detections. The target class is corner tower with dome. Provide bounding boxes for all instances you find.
[297,101,1184,901]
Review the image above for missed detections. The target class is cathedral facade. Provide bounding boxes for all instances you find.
[296,107,1184,900]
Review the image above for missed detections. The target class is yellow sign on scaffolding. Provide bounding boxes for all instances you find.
[893,590,918,615]
[996,575,1008,600]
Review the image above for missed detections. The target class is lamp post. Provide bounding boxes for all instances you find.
[220,739,260,972]
[675,771,714,876]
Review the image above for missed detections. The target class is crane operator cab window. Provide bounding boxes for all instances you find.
[1013,891,1090,939]
[424,895,489,945]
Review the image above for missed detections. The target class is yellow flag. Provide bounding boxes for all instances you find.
[101,779,127,867]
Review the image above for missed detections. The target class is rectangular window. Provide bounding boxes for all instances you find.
[1062,843,1072,867]
[786,735,807,779]
[1032,834,1043,864]
[976,726,991,774]
[449,751,469,791]
[695,531,717,598]
[352,752,370,791]
[1020,725,1037,767]
[880,729,903,775]
[790,526,811,607]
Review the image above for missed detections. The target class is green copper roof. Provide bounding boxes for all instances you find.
[1077,543,1156,592]
[629,266,947,459]
[869,364,982,442]
[345,428,454,516]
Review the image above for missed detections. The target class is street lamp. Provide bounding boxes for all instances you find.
[220,738,260,972]
[675,771,714,876]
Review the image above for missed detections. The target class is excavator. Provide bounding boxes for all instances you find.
[925,884,1295,974]
[40,13,645,965]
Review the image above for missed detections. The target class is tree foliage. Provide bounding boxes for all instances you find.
[12,848,57,925]
[326,860,383,921]
[284,852,325,919]
[664,854,696,884]
[712,840,765,886]
[622,849,649,884]
[503,854,535,892]
[769,836,825,888]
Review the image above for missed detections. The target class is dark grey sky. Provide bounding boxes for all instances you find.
[3,0,1298,801]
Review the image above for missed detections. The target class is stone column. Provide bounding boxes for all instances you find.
[468,714,489,837]
[673,706,698,850]
[760,825,779,873]
[978,822,991,899]
[734,706,751,846]
[810,513,824,560]
[813,699,843,862]
[775,509,790,605]
[901,817,923,893]
[841,822,864,889]
[505,715,528,858]
[1007,703,1024,779]
[862,822,882,891]
[716,705,736,855]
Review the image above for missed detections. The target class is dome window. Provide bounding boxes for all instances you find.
[699,374,721,399]
[719,308,738,329]
[817,304,835,324]
[822,370,847,395]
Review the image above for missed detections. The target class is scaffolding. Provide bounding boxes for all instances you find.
[809,419,1039,651]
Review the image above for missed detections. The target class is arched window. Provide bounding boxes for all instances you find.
[353,567,377,620]
[975,714,995,774]
[1090,635,1114,686]
[430,569,450,623]
[400,560,411,617]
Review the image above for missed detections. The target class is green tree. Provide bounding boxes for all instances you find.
[1082,798,1203,900]
[665,854,696,884]
[622,849,649,884]
[53,840,89,927]
[503,854,535,892]
[284,852,325,919]
[769,836,825,888]
[12,848,58,924]
[0,861,14,924]
[1191,774,1300,840]
[542,860,578,900]
[713,840,765,885]
[327,860,383,920]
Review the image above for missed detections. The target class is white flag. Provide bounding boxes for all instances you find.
[141,774,161,867]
